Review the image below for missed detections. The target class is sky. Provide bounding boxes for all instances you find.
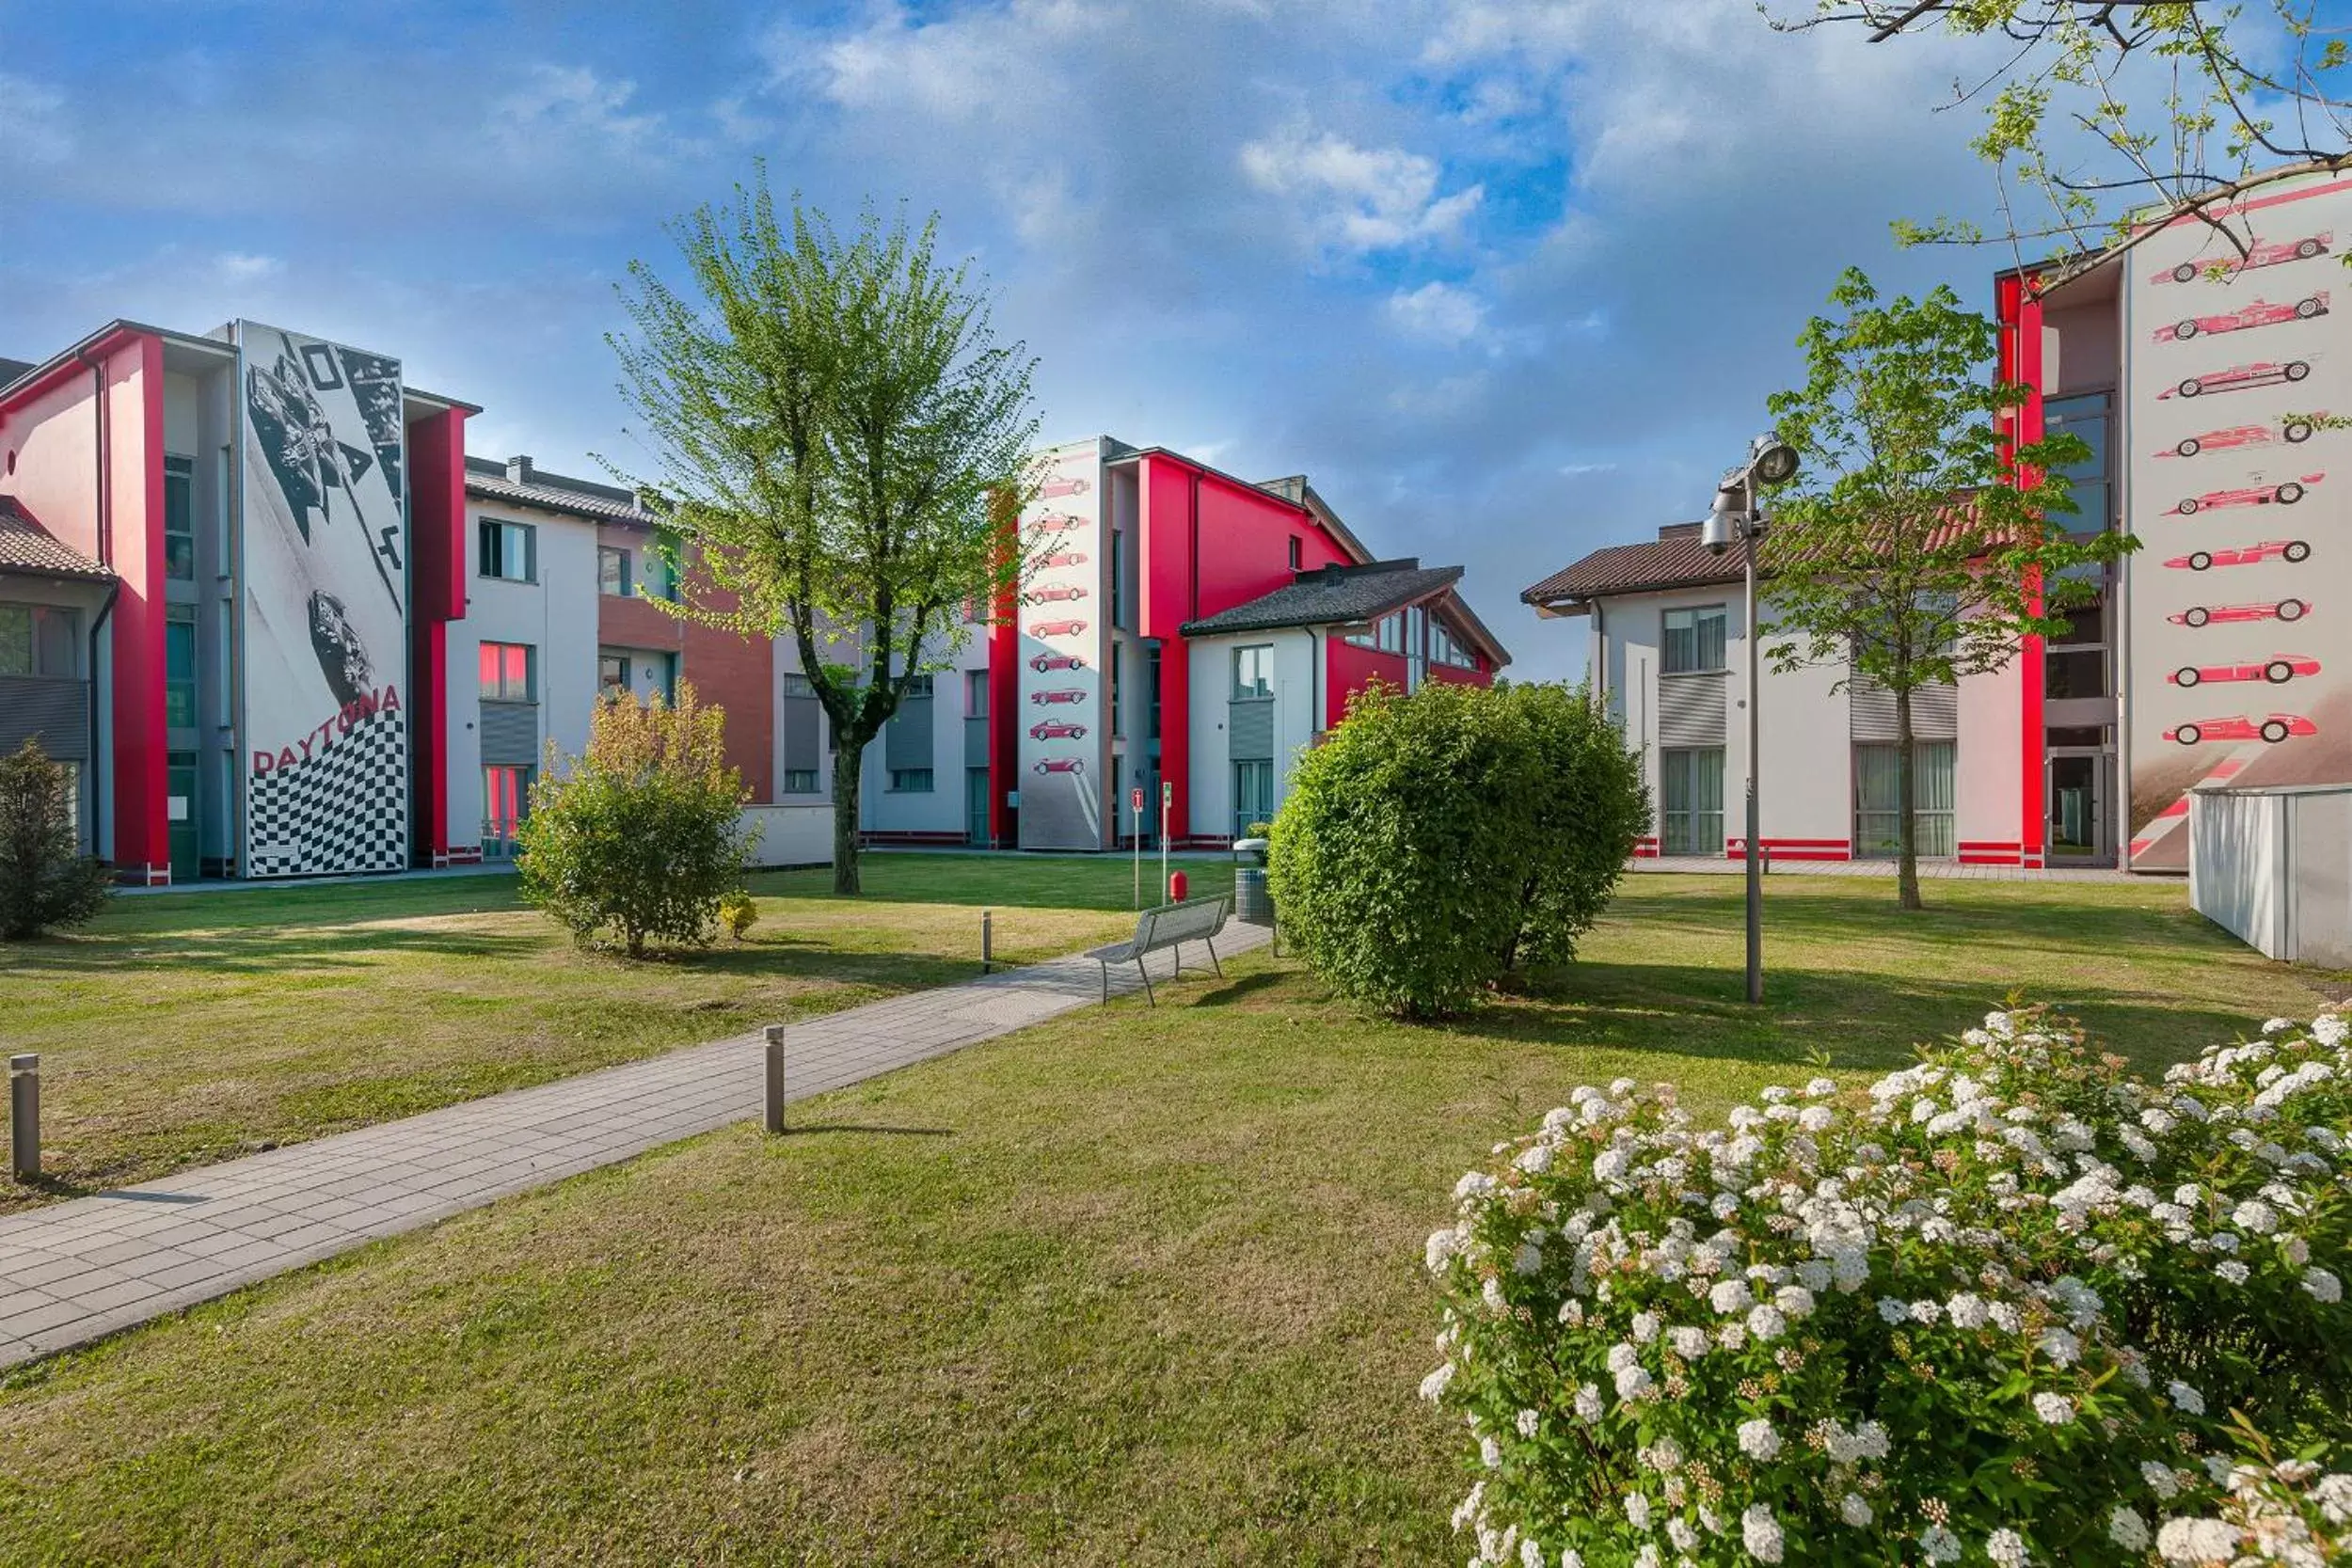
[0,0,2054,681]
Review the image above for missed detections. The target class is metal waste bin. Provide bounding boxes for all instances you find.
[1232,837,1273,924]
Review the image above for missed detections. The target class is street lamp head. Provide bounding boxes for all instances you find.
[1750,434,1800,486]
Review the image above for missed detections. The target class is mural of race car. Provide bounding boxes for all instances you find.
[1028,720,1087,740]
[2169,598,2312,627]
[1037,475,1091,499]
[2154,293,2328,343]
[1030,583,1089,602]
[2153,233,2331,284]
[1035,513,1089,534]
[2158,418,2317,458]
[2162,713,2319,746]
[1038,551,1089,569]
[2171,472,2323,515]
[2164,540,2311,570]
[2158,360,2312,400]
[2168,654,2322,688]
[1033,757,1087,775]
[1029,687,1088,705]
[1029,617,1089,637]
[1030,651,1087,673]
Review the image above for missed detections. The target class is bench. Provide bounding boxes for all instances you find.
[1086,895,1231,1005]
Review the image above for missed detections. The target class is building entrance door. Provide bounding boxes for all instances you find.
[167,752,199,883]
[2046,752,2112,865]
[966,767,992,848]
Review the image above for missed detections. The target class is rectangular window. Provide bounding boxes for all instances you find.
[0,604,79,677]
[1233,643,1274,699]
[639,551,675,602]
[1148,645,1162,739]
[1110,528,1128,628]
[2042,391,2112,532]
[1288,535,1303,571]
[598,652,629,695]
[483,764,532,857]
[1376,614,1403,655]
[480,641,535,703]
[1855,741,1957,859]
[965,668,989,718]
[1233,759,1276,841]
[1660,747,1724,856]
[164,455,196,581]
[1662,605,1728,674]
[477,517,536,582]
[889,768,934,793]
[783,768,819,794]
[165,606,198,728]
[1110,645,1123,736]
[598,546,631,597]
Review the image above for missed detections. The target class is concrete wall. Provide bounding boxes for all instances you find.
[741,803,834,868]
[2193,784,2352,966]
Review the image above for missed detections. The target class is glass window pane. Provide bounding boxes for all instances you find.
[34,608,76,676]
[0,605,32,675]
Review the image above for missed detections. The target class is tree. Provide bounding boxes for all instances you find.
[1760,268,2129,910]
[0,738,112,941]
[516,683,752,958]
[1777,1,2352,277]
[607,169,1041,895]
[1500,682,1650,974]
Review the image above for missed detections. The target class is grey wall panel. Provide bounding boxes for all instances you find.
[1850,676,1957,741]
[1657,674,1726,748]
[1229,699,1274,760]
[479,701,539,766]
[0,676,89,759]
[886,699,934,771]
[964,715,991,770]
[783,696,820,771]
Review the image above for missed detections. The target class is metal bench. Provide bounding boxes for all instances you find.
[1086,895,1231,1005]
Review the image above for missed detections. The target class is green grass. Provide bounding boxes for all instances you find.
[0,854,1220,1212]
[0,874,2337,1564]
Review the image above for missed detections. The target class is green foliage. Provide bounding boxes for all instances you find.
[0,737,111,942]
[609,166,1041,895]
[1266,681,1645,1019]
[517,685,752,958]
[718,890,757,942]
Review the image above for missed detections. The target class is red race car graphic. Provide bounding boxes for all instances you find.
[2154,293,2328,343]
[1029,651,1087,673]
[2158,419,2317,458]
[1028,720,1087,740]
[2171,472,2323,515]
[2162,713,2319,746]
[2153,233,2331,284]
[1033,757,1087,775]
[1038,551,1089,569]
[2169,654,2322,689]
[1034,513,1089,534]
[2165,539,2311,570]
[1029,617,1088,638]
[2169,598,2311,627]
[1029,688,1088,705]
[2158,360,2312,400]
[1036,476,1091,499]
[1030,583,1089,602]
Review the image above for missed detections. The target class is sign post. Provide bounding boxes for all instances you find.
[1130,786,1144,909]
[1159,782,1173,906]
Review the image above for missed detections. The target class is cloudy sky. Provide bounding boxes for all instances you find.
[1,0,2035,680]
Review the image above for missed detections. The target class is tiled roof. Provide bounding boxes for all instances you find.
[1180,560,1463,637]
[465,456,651,523]
[0,357,35,394]
[0,497,113,581]
[1521,524,1743,605]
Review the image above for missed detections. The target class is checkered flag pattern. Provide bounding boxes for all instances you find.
[247,707,409,877]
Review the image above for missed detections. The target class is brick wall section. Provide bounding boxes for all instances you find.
[595,522,775,801]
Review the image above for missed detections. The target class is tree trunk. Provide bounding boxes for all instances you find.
[1895,682,1923,911]
[831,741,864,895]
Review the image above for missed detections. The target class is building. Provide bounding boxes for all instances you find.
[1525,162,2352,873]
[0,320,1503,879]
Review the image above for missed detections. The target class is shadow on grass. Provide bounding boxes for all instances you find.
[777,1123,956,1138]
[1193,973,1286,1006]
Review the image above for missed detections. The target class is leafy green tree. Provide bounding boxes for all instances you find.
[0,738,111,941]
[517,683,752,958]
[608,168,1041,894]
[1501,682,1650,973]
[1761,268,2129,910]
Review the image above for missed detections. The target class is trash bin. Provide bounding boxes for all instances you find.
[1232,837,1273,924]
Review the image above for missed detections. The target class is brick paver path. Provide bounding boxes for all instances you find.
[0,921,1267,1370]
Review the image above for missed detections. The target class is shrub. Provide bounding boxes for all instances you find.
[1266,680,1644,1018]
[0,737,112,941]
[719,890,758,942]
[1419,1005,2351,1568]
[517,684,753,957]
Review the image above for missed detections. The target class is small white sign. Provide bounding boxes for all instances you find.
[167,796,190,822]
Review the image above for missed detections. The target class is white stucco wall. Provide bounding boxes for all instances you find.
[1184,627,1314,840]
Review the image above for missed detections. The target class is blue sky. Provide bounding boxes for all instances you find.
[2,0,2052,679]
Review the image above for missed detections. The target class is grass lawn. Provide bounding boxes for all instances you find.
[0,853,1218,1212]
[0,874,2339,1564]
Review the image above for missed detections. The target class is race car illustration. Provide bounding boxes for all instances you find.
[1033,757,1087,775]
[2168,654,2322,688]
[2164,539,2311,570]
[1038,551,1089,569]
[1030,583,1089,602]
[2169,598,2311,627]
[1030,651,1088,673]
[2158,360,2312,400]
[1028,720,1088,740]
[2162,713,2318,746]
[1034,513,1089,534]
[2171,472,2323,515]
[1029,687,1089,705]
[2154,233,2331,284]
[2159,418,2317,458]
[2154,293,2328,343]
[1029,617,1089,638]
[1037,475,1091,499]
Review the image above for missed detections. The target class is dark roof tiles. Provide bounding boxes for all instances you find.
[1521,525,1741,604]
[0,497,113,581]
[1180,560,1463,638]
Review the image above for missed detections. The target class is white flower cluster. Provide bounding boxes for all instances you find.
[2153,1457,2352,1566]
[1422,1007,2352,1568]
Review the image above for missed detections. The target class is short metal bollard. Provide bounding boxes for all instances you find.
[981,910,993,974]
[762,1025,786,1135]
[9,1054,38,1181]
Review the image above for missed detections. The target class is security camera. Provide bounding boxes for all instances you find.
[1702,477,1745,556]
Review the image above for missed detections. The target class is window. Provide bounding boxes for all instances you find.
[901,673,934,699]
[598,546,631,597]
[0,604,78,677]
[784,672,818,699]
[2045,597,2108,700]
[1855,741,1957,859]
[1430,620,1476,669]
[477,517,536,582]
[1110,528,1128,628]
[639,551,675,602]
[1148,644,1162,739]
[598,652,630,695]
[1406,605,1427,689]
[1662,605,1728,673]
[1233,759,1276,840]
[1288,536,1303,571]
[1233,643,1274,699]
[783,769,819,794]
[165,606,198,728]
[480,641,535,703]
[1376,613,1403,654]
[164,455,195,581]
[889,768,934,792]
[965,668,989,718]
[1110,645,1123,736]
[483,765,532,857]
[1660,748,1724,855]
[2042,391,2112,532]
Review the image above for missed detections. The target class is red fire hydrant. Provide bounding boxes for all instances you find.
[1168,870,1188,903]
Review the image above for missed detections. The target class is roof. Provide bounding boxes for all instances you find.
[1522,523,1743,609]
[0,497,114,582]
[1182,558,1461,636]
[465,455,652,524]
[0,358,35,393]
[1102,446,1375,566]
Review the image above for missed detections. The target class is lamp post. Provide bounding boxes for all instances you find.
[1703,434,1800,1006]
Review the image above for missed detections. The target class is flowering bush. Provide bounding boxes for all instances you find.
[1420,1006,2351,1567]
[2150,1431,2351,1565]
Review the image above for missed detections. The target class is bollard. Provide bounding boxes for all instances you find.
[762,1026,786,1135]
[981,910,993,974]
[8,1054,37,1182]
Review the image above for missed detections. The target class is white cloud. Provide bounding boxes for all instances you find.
[215,253,283,283]
[0,74,73,166]
[488,64,682,167]
[1239,124,1484,251]
[1385,280,1487,345]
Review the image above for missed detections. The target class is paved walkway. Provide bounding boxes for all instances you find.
[1632,855,2135,882]
[0,921,1268,1370]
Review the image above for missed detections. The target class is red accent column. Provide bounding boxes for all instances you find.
[2000,275,2050,868]
[987,511,1019,847]
[405,406,468,863]
[110,336,169,880]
